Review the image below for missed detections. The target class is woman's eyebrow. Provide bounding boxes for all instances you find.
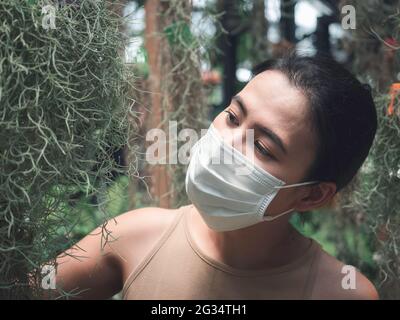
[258,126,288,155]
[232,94,287,155]
[232,95,247,117]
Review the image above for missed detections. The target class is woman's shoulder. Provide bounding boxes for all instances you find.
[108,205,186,280]
[110,205,184,245]
[309,246,379,300]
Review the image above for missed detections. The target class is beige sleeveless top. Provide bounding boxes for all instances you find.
[122,205,322,300]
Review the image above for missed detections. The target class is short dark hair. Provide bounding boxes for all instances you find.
[252,52,377,193]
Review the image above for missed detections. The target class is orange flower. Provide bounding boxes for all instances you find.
[387,83,400,116]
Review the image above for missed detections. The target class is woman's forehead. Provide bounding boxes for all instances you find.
[237,70,316,156]
[239,71,309,129]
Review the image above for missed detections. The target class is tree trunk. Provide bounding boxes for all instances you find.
[144,0,172,208]
[217,0,239,109]
[250,0,269,65]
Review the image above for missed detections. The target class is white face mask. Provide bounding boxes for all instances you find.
[185,123,319,232]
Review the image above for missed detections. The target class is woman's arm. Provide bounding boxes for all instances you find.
[54,222,124,300]
[45,207,177,300]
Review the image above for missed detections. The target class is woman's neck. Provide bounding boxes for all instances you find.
[187,204,311,270]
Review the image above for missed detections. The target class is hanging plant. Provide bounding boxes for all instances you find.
[0,0,137,299]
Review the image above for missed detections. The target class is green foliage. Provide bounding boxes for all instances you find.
[291,209,377,279]
[0,0,137,299]
[53,175,132,245]
[139,0,211,208]
[164,21,194,48]
[336,0,400,298]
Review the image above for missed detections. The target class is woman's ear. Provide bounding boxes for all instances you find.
[295,182,337,212]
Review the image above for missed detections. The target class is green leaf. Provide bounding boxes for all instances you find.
[163,21,194,48]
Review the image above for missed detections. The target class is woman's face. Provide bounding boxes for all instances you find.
[213,70,335,216]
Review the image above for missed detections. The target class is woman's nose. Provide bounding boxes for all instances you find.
[222,127,255,158]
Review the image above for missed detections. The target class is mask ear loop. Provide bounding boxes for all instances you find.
[262,181,320,221]
[262,207,294,221]
[273,180,320,189]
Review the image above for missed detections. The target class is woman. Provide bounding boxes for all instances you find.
[54,53,379,299]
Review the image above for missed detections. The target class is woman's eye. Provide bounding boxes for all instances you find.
[225,110,239,126]
[255,140,272,158]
